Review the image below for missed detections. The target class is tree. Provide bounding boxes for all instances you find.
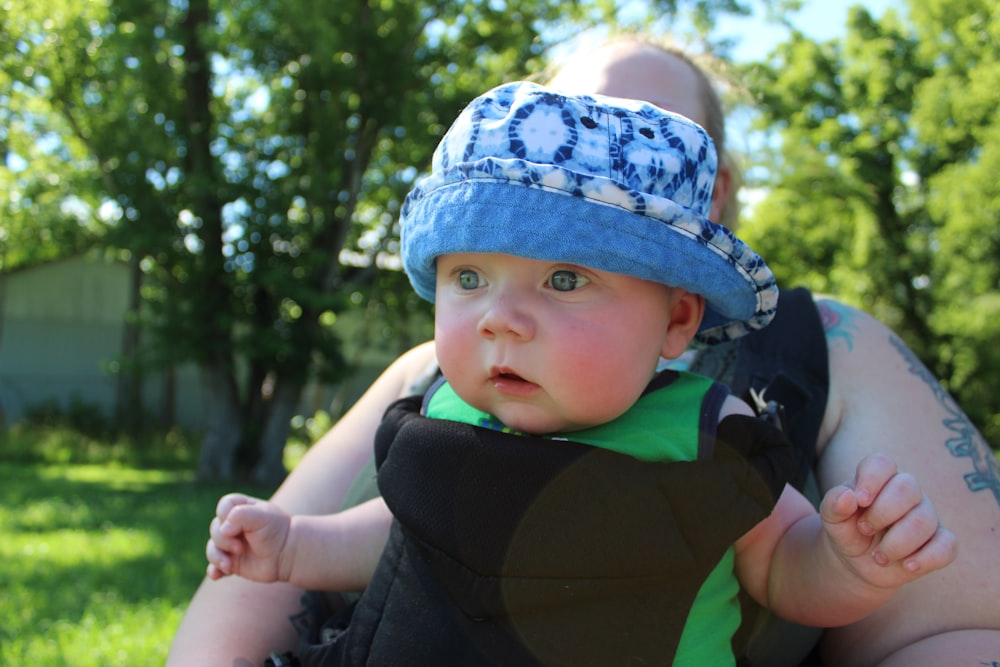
[4,0,571,482]
[738,0,1000,445]
[908,0,1000,443]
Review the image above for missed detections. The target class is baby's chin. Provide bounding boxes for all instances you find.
[495,408,604,437]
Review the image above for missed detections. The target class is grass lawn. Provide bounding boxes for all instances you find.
[0,461,270,666]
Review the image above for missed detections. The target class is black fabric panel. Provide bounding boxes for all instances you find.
[321,400,790,667]
[716,414,798,503]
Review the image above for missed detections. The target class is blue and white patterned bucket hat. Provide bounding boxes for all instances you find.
[401,81,778,343]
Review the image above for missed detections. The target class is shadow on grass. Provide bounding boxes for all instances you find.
[0,462,275,651]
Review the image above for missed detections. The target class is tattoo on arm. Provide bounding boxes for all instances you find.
[889,335,1000,507]
[817,301,860,352]
[819,299,1000,505]
[289,601,313,636]
[289,592,324,636]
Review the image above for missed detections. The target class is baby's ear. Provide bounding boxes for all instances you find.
[661,289,704,359]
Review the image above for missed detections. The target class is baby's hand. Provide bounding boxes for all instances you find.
[820,454,957,589]
[205,493,292,583]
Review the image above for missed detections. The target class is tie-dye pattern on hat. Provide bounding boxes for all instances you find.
[401,81,777,343]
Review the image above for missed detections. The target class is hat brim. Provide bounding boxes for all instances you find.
[402,175,777,343]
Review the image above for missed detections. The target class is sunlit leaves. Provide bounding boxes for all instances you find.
[740,0,1000,444]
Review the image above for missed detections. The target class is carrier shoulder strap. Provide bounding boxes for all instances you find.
[730,286,829,493]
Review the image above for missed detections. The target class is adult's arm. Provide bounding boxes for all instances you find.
[811,299,1000,666]
[166,341,437,667]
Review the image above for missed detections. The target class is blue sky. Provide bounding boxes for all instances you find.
[700,0,909,210]
[714,0,906,61]
[557,1,908,68]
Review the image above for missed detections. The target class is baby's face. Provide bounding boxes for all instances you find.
[434,252,678,435]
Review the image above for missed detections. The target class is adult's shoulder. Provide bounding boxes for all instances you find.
[808,294,922,455]
[809,294,899,358]
[395,340,440,396]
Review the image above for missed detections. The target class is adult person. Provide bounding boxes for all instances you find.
[167,37,1000,667]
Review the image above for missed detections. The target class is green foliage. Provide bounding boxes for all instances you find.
[1,422,199,469]
[738,0,1000,446]
[0,461,269,666]
[2,0,764,477]
[0,0,109,270]
[22,396,115,439]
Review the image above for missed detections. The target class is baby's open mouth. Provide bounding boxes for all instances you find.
[488,366,538,394]
[489,368,539,396]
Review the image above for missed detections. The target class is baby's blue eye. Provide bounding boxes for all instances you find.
[458,269,481,290]
[550,270,587,292]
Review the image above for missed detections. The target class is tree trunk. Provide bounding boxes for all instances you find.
[250,375,304,486]
[160,367,176,429]
[197,363,244,480]
[116,256,144,434]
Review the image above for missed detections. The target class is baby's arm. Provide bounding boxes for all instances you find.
[734,453,957,628]
[206,493,392,591]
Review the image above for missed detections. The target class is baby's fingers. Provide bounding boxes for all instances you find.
[899,524,958,575]
[819,484,869,557]
[208,515,245,556]
[819,483,859,524]
[215,492,258,521]
[851,453,898,508]
[872,497,956,572]
[859,471,922,536]
[205,537,233,579]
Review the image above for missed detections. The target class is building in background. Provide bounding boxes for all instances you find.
[0,254,205,430]
[0,254,409,434]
